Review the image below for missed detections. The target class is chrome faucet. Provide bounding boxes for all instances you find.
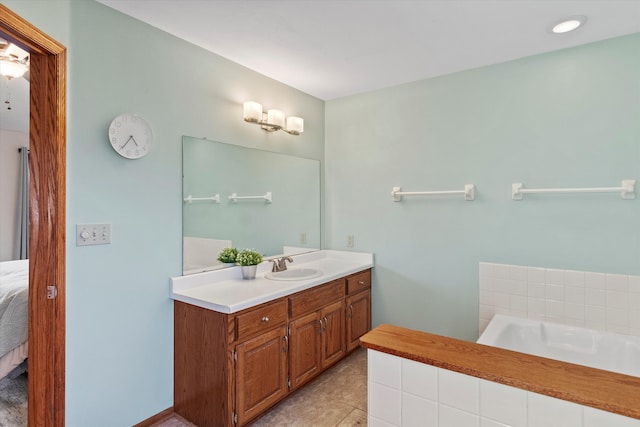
[270,256,293,272]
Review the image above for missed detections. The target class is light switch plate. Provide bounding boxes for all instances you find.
[76,224,111,246]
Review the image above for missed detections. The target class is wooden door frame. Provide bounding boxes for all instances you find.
[0,5,66,427]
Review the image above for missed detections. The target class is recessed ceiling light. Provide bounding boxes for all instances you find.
[551,16,587,34]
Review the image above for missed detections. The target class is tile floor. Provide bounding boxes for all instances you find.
[155,347,367,427]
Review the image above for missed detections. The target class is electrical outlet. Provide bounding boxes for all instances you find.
[300,233,307,244]
[347,235,354,248]
[76,224,111,246]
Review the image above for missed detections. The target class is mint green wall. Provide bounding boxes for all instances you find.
[325,34,640,341]
[2,1,324,425]
[5,0,639,423]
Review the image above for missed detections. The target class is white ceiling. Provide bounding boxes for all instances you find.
[3,1,639,134]
[97,0,640,100]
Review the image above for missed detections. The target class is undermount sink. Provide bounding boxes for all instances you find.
[264,268,323,281]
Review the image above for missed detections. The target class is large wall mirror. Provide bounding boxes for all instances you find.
[182,136,321,275]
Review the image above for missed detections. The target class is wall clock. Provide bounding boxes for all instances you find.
[108,113,153,159]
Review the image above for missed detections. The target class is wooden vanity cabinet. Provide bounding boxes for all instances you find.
[288,310,321,389]
[174,301,236,427]
[234,300,288,426]
[174,269,372,427]
[346,270,372,352]
[288,280,345,390]
[319,299,346,367]
[235,325,288,426]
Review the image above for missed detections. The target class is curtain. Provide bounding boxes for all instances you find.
[15,147,29,260]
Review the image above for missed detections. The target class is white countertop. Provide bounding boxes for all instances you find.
[170,250,374,313]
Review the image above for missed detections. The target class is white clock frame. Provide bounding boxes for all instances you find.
[108,113,153,159]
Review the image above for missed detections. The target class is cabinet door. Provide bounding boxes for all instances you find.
[320,300,345,369]
[289,311,321,390]
[235,325,288,426]
[346,289,371,352]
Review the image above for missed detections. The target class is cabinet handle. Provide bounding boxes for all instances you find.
[348,304,354,318]
[318,317,327,333]
[261,316,269,323]
[282,335,288,352]
[358,280,365,285]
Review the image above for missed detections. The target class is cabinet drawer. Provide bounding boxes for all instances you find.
[347,270,371,295]
[236,299,288,341]
[289,280,345,318]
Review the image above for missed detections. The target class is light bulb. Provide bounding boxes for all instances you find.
[267,109,285,128]
[286,116,304,135]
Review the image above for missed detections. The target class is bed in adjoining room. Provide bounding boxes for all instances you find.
[0,259,28,380]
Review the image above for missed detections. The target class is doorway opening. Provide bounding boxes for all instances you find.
[0,36,30,424]
[0,6,66,427]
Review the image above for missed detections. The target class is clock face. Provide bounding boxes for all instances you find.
[108,113,153,159]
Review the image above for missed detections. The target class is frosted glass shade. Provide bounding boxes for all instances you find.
[243,101,263,123]
[267,109,285,128]
[286,116,304,135]
[0,59,27,79]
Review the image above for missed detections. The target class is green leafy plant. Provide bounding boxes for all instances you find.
[217,247,238,264]
[235,249,263,266]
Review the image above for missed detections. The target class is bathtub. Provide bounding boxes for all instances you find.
[477,314,640,377]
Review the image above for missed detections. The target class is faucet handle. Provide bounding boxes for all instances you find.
[270,256,293,272]
[280,256,293,270]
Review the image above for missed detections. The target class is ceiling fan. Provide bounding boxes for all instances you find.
[0,38,29,110]
[0,37,30,81]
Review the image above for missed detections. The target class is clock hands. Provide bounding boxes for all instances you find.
[120,135,140,150]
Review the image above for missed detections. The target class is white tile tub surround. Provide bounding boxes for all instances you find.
[367,349,640,427]
[479,262,640,336]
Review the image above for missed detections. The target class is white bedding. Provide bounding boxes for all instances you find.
[0,259,28,379]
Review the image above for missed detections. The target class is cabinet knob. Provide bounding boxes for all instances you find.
[358,280,365,285]
[262,316,269,323]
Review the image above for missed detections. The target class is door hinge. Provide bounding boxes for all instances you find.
[46,285,58,299]
[232,412,238,425]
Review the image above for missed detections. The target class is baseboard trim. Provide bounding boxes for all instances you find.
[133,407,174,427]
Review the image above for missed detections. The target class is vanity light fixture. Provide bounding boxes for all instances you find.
[243,101,304,135]
[551,16,587,34]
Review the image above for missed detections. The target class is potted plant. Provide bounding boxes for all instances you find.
[217,247,238,266]
[236,249,263,280]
